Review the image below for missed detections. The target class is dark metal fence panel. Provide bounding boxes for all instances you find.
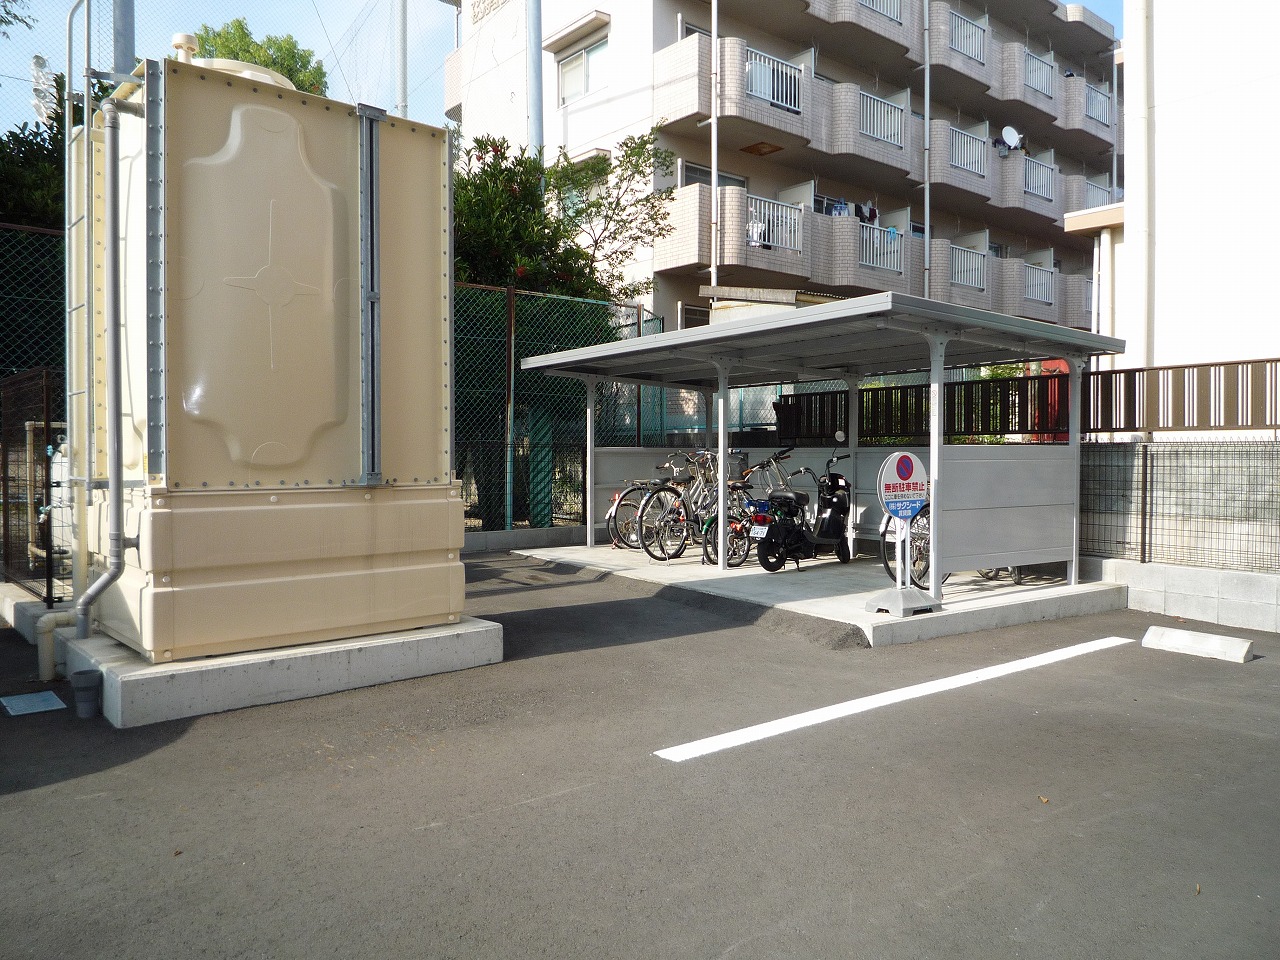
[1081,441,1280,573]
[0,224,65,378]
[0,368,70,605]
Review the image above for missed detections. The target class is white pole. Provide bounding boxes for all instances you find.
[709,0,719,290]
[716,365,729,571]
[922,0,932,299]
[527,0,544,150]
[396,0,408,117]
[1067,357,1084,585]
[927,335,947,600]
[585,377,596,547]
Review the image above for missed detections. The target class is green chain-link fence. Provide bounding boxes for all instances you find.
[453,283,663,531]
[1,225,64,378]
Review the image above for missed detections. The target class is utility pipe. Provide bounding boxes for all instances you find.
[36,611,76,682]
[709,0,719,290]
[526,0,543,151]
[922,0,932,299]
[75,99,127,640]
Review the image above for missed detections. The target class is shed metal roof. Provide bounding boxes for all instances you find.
[520,292,1125,390]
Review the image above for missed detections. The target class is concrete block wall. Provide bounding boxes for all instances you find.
[1081,558,1280,633]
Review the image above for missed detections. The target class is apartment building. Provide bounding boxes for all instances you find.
[445,0,1119,332]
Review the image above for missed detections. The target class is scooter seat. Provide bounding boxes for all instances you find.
[769,489,810,508]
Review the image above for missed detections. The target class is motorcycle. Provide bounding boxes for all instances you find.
[752,433,852,572]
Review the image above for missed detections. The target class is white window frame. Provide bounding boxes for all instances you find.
[683,162,746,190]
[559,37,607,107]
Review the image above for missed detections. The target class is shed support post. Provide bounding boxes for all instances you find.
[926,335,949,601]
[585,376,597,548]
[712,361,732,571]
[1066,357,1084,585]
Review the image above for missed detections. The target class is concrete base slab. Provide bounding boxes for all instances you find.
[513,546,1128,646]
[864,586,942,617]
[64,616,504,728]
[1141,625,1254,664]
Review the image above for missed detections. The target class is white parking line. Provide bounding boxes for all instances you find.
[655,635,1136,763]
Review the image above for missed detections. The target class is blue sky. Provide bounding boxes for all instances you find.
[1,0,459,132]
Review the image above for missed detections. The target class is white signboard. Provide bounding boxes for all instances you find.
[877,452,928,520]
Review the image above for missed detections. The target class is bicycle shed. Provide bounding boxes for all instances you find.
[520,291,1124,600]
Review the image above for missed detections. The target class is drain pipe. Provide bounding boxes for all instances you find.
[36,610,76,681]
[75,98,126,641]
[922,0,932,299]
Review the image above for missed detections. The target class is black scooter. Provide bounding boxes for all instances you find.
[755,433,852,572]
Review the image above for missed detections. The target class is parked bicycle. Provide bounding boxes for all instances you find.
[637,449,748,562]
[605,453,691,550]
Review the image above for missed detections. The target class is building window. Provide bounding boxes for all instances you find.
[684,22,710,39]
[910,221,925,238]
[683,162,746,190]
[560,38,607,106]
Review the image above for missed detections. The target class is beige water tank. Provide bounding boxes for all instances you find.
[70,58,462,662]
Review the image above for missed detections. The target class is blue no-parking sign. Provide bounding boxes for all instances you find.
[877,452,928,519]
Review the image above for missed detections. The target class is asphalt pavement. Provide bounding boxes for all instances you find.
[1,552,1276,959]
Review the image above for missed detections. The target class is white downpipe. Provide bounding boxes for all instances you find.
[36,611,76,682]
[1066,357,1084,586]
[709,0,719,291]
[396,0,408,117]
[922,0,932,299]
[526,0,543,149]
[75,100,127,640]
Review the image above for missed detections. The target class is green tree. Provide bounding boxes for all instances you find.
[546,127,675,301]
[453,128,676,303]
[1,0,32,38]
[453,134,603,299]
[0,74,109,228]
[195,18,328,95]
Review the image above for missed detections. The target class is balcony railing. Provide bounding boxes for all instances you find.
[745,48,802,113]
[746,195,803,251]
[949,10,985,63]
[1024,264,1055,304]
[1085,83,1111,125]
[949,127,986,175]
[1024,156,1054,201]
[950,245,986,289]
[859,0,902,22]
[1085,181,1112,208]
[1025,50,1054,97]
[860,223,903,272]
[860,91,904,146]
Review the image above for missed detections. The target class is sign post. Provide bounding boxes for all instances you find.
[865,452,942,617]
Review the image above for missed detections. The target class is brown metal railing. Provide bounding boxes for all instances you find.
[775,359,1280,445]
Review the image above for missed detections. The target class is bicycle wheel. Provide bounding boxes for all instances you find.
[701,514,751,567]
[607,485,645,549]
[976,568,1001,580]
[879,506,933,589]
[638,486,689,561]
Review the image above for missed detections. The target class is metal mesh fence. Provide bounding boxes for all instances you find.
[454,284,660,530]
[0,225,64,377]
[1,367,71,605]
[1080,441,1280,574]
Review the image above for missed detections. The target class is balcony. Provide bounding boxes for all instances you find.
[991,259,1059,324]
[992,152,1062,225]
[928,2,999,95]
[926,240,992,310]
[929,120,992,202]
[1060,274,1095,330]
[1062,172,1113,213]
[798,0,923,63]
[806,214,923,294]
[720,38,811,145]
[1055,74,1116,153]
[654,185,810,283]
[995,44,1057,123]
